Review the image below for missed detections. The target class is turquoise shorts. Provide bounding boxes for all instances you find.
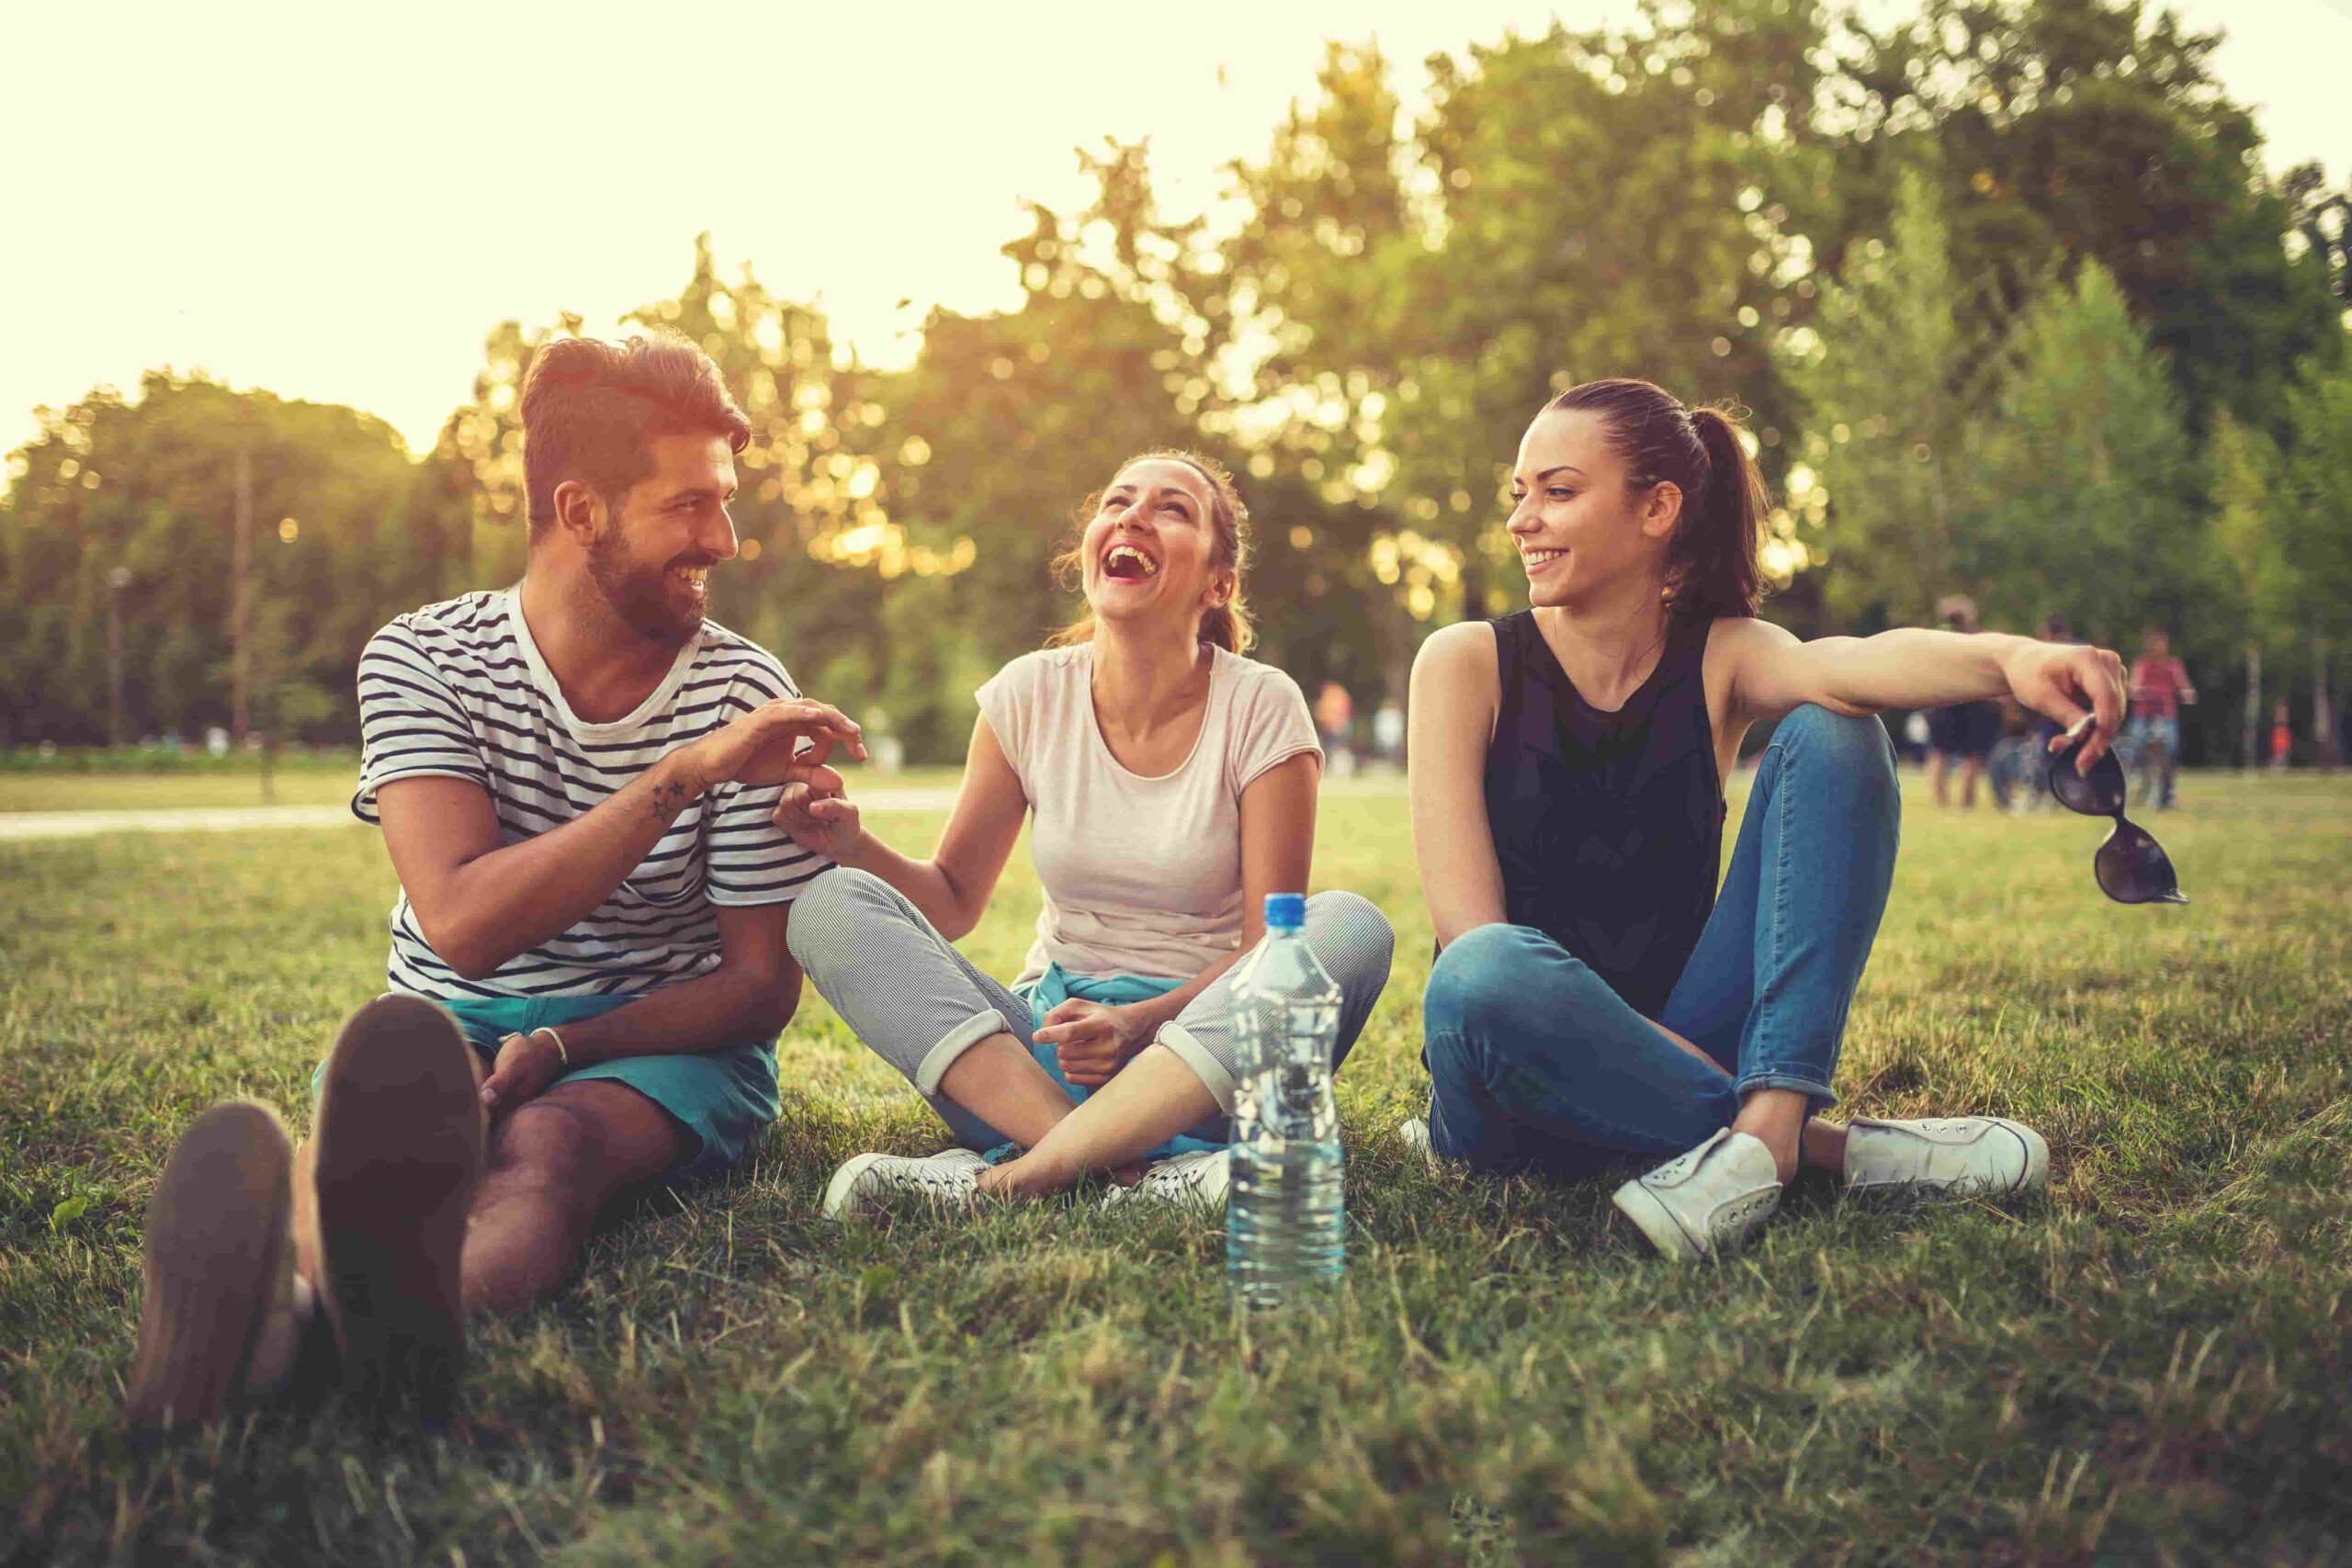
[316,993,780,1186]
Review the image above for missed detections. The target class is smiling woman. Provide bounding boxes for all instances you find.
[1046,447,1254,654]
[1405,375,2137,1267]
[773,446,1394,1219]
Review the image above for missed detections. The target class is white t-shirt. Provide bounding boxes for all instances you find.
[352,589,827,999]
[976,643,1322,984]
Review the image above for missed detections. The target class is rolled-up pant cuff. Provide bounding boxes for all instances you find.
[913,1010,1014,1098]
[1155,1021,1238,1114]
[1735,1070,1838,1112]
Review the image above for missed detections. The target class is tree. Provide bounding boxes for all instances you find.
[2259,362,2352,649]
[1793,167,2026,627]
[1222,6,1831,696]
[2283,163,2350,323]
[870,148,1231,757]
[0,375,455,743]
[1821,0,2341,438]
[1966,262,2218,653]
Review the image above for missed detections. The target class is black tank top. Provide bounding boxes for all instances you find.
[1481,610,1724,1018]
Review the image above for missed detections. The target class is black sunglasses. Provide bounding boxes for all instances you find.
[2045,739,2188,905]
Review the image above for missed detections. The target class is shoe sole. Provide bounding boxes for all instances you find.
[125,1101,295,1430]
[1611,1178,1708,1262]
[2010,1124,2050,1193]
[312,995,481,1420]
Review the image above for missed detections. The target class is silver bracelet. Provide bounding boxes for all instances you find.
[534,1026,570,1069]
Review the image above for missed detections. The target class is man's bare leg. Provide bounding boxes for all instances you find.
[460,1080,681,1319]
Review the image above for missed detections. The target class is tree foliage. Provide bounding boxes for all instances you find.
[1821,0,2340,438]
[0,377,459,743]
[1965,261,2212,642]
[3,0,2346,761]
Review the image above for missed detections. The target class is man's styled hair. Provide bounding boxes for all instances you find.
[519,334,752,537]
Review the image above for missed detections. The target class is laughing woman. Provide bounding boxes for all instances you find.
[778,449,1394,1217]
[1407,378,2122,1261]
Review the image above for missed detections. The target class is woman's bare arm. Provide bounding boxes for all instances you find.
[776,715,1029,939]
[1722,619,2130,771]
[1408,622,1510,948]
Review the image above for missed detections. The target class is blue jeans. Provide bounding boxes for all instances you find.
[1421,705,1900,1178]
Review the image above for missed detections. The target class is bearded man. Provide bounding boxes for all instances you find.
[127,334,857,1427]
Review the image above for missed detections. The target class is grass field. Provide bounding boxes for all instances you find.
[3,773,2346,1563]
[0,767,973,815]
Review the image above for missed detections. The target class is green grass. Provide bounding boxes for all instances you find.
[0,773,361,811]
[0,767,968,814]
[3,773,2346,1564]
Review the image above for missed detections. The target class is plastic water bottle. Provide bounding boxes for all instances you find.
[1227,893,1343,1309]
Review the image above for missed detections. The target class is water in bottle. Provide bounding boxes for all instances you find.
[1226,892,1344,1309]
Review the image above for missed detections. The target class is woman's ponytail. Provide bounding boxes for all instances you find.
[1679,407,1767,620]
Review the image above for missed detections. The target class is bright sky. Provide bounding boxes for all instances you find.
[4,0,2346,457]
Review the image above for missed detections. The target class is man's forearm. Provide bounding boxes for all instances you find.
[433,750,709,977]
[542,963,798,1067]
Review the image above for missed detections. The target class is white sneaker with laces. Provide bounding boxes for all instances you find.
[822,1147,988,1221]
[1841,1116,2048,1196]
[1102,1148,1230,1212]
[1611,1128,1783,1262]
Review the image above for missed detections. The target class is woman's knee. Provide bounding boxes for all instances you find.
[1306,890,1396,987]
[1421,923,1555,1038]
[1774,705,1898,801]
[784,867,905,968]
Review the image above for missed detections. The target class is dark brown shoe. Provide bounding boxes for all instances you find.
[125,1100,300,1430]
[311,995,483,1421]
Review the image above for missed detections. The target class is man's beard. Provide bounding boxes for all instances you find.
[586,528,704,647]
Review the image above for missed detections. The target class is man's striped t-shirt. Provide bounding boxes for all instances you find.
[352,588,828,1000]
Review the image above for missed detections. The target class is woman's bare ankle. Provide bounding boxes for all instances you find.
[978,1150,1081,1201]
[1731,1089,1812,1186]
[1802,1118,1849,1177]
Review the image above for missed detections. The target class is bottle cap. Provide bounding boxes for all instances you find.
[1264,892,1306,931]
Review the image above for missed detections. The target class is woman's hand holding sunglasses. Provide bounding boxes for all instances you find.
[2003,640,2132,773]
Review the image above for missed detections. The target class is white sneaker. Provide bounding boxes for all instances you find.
[1102,1148,1230,1212]
[1842,1117,2048,1196]
[1611,1129,1783,1262]
[1397,1115,1442,1171]
[821,1148,988,1221]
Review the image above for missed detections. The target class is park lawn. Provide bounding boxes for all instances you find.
[0,773,359,812]
[2,774,2346,1564]
[0,766,971,815]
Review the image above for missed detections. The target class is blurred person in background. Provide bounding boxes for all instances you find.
[1315,679,1357,776]
[1992,612,2083,811]
[1404,378,2130,1264]
[1924,595,2004,808]
[775,450,1393,1220]
[2127,627,2198,807]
